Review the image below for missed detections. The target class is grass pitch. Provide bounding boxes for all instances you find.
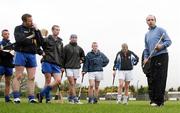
[0,99,180,113]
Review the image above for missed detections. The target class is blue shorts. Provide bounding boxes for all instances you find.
[14,52,37,67]
[42,62,61,74]
[0,66,13,76]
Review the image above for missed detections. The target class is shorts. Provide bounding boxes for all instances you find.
[42,62,61,74]
[88,71,103,81]
[14,51,37,67]
[66,69,80,79]
[0,66,13,76]
[117,70,133,81]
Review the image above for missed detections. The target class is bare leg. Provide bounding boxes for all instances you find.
[5,76,11,96]
[13,66,24,93]
[94,80,100,98]
[68,76,76,97]
[124,81,130,96]
[88,79,95,97]
[45,73,52,86]
[26,67,36,97]
[118,79,124,95]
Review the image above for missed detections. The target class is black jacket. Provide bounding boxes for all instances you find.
[41,35,64,67]
[0,39,14,68]
[14,25,42,54]
[113,50,139,70]
[63,42,85,69]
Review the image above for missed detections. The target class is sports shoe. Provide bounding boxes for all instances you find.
[14,98,21,104]
[5,99,13,103]
[29,99,38,103]
[37,93,43,103]
[93,98,98,104]
[88,97,94,104]
[116,95,122,104]
[46,99,51,103]
[122,96,128,105]
[150,103,158,107]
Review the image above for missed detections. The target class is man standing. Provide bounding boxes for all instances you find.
[13,14,42,103]
[113,43,139,104]
[38,25,64,103]
[143,15,172,106]
[0,29,14,102]
[82,42,109,104]
[63,34,85,104]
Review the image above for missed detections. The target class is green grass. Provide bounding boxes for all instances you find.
[0,100,180,113]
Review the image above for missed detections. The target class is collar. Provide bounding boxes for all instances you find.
[148,25,157,30]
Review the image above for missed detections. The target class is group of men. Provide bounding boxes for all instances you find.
[0,14,171,107]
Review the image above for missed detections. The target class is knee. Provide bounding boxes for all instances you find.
[46,79,51,85]
[28,76,35,81]
[15,75,22,81]
[56,79,61,85]
[119,83,123,88]
[124,84,129,89]
[95,86,99,90]
[69,81,75,87]
[89,85,94,89]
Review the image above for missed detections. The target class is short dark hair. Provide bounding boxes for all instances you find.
[51,25,60,30]
[1,29,8,35]
[146,15,156,22]
[21,13,32,22]
[70,34,77,38]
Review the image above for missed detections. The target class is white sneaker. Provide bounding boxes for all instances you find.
[116,95,122,104]
[75,101,83,104]
[150,103,157,107]
[14,98,21,104]
[116,100,122,104]
[122,96,128,105]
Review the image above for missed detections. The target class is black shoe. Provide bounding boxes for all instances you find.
[93,98,98,104]
[14,98,21,104]
[5,99,13,103]
[54,95,58,100]
[46,99,51,103]
[157,103,164,107]
[88,97,94,104]
[37,93,43,103]
[29,99,38,103]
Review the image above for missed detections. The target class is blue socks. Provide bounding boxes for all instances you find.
[5,95,10,102]
[28,95,35,100]
[13,91,20,98]
[40,86,52,98]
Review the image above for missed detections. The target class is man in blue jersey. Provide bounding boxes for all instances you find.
[0,29,14,102]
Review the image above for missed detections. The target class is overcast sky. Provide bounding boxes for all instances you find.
[0,0,179,89]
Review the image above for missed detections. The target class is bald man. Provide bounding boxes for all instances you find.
[143,15,172,107]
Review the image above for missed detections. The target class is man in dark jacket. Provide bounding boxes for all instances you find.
[38,25,64,103]
[63,34,85,104]
[113,43,139,104]
[82,42,109,104]
[12,14,42,103]
[0,29,14,102]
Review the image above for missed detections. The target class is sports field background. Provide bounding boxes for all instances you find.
[1,100,180,113]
